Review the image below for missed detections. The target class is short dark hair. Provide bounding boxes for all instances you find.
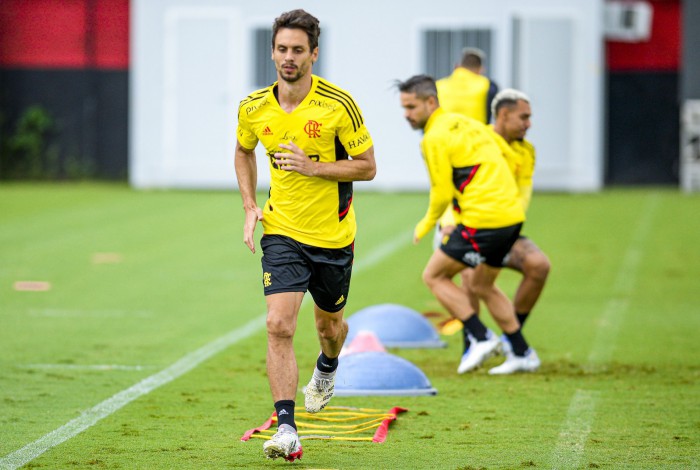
[272,9,321,51]
[460,47,485,69]
[396,74,438,100]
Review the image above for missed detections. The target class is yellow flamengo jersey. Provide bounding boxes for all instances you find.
[486,125,536,212]
[436,68,491,123]
[415,108,524,240]
[237,75,373,248]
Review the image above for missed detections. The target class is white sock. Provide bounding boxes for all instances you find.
[313,367,336,380]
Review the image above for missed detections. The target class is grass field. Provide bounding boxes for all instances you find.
[1,183,699,469]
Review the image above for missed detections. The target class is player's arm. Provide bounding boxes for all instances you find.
[516,143,535,212]
[518,179,533,212]
[234,140,263,253]
[274,141,376,182]
[414,139,453,243]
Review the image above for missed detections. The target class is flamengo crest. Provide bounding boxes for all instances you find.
[304,120,322,138]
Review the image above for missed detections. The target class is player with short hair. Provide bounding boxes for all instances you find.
[435,88,550,373]
[397,74,540,376]
[460,89,551,362]
[436,47,499,124]
[433,47,499,252]
[235,9,376,461]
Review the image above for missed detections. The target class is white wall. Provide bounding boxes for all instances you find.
[131,0,604,191]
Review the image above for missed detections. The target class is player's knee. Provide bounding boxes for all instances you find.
[316,318,345,341]
[470,282,492,299]
[524,253,551,282]
[421,268,437,289]
[267,314,295,339]
[460,270,474,291]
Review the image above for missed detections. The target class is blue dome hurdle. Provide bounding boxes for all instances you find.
[346,304,447,348]
[334,351,438,396]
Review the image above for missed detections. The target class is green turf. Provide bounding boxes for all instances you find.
[0,183,698,469]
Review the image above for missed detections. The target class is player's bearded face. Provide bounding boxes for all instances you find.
[505,101,532,140]
[272,28,318,83]
[400,93,430,130]
[277,58,311,83]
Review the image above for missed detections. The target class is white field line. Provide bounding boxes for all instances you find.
[353,231,413,273]
[0,233,413,470]
[551,193,660,468]
[550,390,600,469]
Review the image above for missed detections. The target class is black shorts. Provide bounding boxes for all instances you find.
[440,223,522,268]
[260,234,354,313]
[501,234,527,267]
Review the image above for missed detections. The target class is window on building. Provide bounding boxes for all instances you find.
[423,29,494,80]
[253,28,324,87]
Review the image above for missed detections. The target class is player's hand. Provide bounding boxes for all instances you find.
[275,141,317,176]
[413,224,424,245]
[243,206,263,253]
[414,217,433,244]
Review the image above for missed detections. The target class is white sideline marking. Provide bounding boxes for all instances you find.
[550,390,600,469]
[353,232,413,273]
[0,315,265,470]
[551,193,660,467]
[586,205,651,369]
[0,233,412,469]
[19,364,153,372]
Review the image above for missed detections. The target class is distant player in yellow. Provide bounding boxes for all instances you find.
[235,9,376,461]
[436,47,499,124]
[397,74,540,375]
[459,89,551,357]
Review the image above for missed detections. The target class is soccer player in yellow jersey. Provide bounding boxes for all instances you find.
[436,47,499,125]
[490,90,551,345]
[459,89,551,362]
[434,47,498,247]
[397,75,540,375]
[234,9,376,461]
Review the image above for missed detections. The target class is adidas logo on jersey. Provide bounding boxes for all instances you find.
[262,126,273,135]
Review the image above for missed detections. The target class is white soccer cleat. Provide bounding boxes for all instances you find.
[457,331,500,373]
[488,348,541,375]
[263,424,303,461]
[304,373,335,413]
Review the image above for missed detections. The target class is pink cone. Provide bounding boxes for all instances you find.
[340,330,387,357]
